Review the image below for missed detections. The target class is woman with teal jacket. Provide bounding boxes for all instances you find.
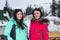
[4,9,28,40]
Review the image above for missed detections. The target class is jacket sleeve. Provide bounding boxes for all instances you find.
[23,20,28,38]
[42,24,49,40]
[25,25,29,39]
[4,21,13,40]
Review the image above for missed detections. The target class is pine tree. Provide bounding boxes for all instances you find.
[50,0,56,16]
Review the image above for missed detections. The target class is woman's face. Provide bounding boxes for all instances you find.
[16,11,23,20]
[34,10,41,19]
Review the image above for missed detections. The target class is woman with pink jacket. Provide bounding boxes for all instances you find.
[29,8,49,40]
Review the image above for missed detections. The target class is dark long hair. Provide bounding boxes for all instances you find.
[32,8,43,19]
[31,8,49,24]
[13,9,25,30]
[31,8,43,22]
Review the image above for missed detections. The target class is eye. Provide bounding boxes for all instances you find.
[18,14,20,15]
[37,13,39,14]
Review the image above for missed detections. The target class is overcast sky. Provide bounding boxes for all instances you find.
[0,0,53,12]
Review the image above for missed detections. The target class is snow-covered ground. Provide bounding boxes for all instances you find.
[44,16,60,32]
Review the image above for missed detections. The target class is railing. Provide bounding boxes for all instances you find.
[49,32,60,40]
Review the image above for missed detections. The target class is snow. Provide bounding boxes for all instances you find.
[44,16,60,21]
[3,12,10,20]
[48,21,58,32]
[44,16,60,32]
[0,21,8,27]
